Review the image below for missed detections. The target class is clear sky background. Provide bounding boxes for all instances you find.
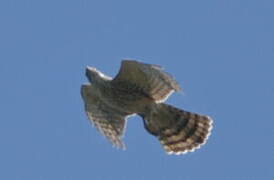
[0,0,273,179]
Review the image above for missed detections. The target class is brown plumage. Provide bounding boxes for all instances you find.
[81,60,213,155]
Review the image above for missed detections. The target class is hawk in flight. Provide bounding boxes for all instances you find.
[81,60,212,155]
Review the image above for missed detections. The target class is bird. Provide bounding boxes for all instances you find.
[81,60,213,155]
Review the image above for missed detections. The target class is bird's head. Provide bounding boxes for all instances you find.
[85,66,111,84]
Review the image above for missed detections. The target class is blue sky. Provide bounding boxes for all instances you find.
[0,0,273,179]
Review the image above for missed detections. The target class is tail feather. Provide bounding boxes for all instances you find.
[142,104,213,155]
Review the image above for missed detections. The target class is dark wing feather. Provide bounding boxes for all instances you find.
[81,84,127,149]
[112,60,181,103]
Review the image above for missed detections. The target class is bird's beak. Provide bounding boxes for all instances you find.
[85,66,96,83]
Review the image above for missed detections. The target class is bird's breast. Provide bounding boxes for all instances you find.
[100,85,153,114]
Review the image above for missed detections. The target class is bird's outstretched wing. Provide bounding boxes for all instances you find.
[81,84,127,149]
[112,60,181,103]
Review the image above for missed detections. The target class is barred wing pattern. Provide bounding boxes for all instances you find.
[81,84,127,149]
[112,60,181,103]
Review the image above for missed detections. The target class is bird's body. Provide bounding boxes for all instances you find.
[83,67,154,115]
[81,60,213,155]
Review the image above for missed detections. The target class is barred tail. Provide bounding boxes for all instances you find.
[141,104,213,155]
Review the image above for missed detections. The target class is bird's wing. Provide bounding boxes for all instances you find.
[112,60,181,103]
[81,84,127,149]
